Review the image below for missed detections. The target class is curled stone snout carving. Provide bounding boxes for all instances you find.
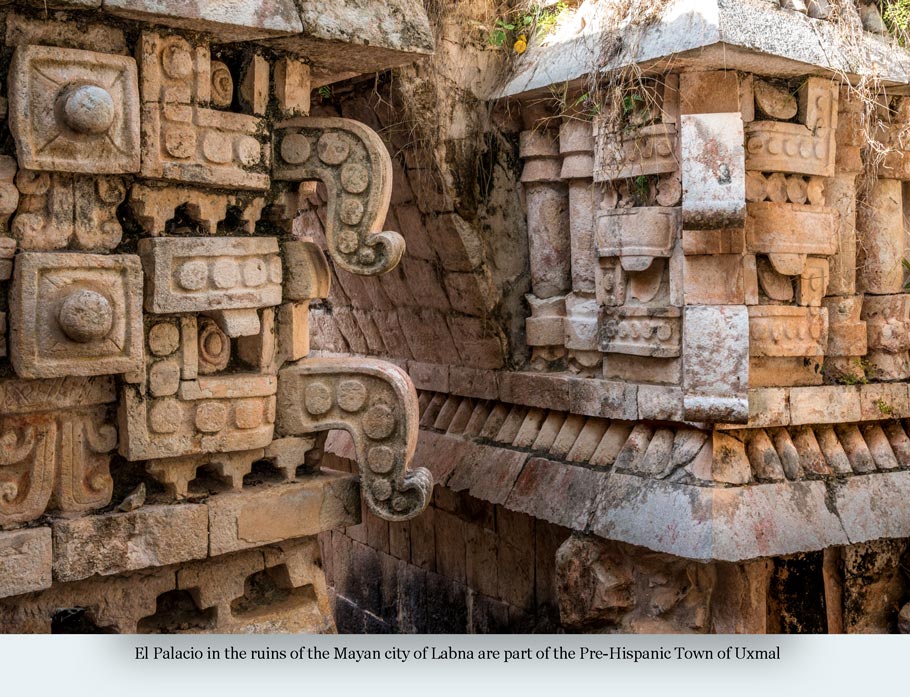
[277,357,432,522]
[273,117,405,276]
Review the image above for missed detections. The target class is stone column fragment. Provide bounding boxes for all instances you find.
[857,179,905,295]
[560,120,595,293]
[520,130,570,299]
[683,305,749,422]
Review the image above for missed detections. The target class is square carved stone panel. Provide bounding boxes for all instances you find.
[10,252,144,378]
[8,44,140,175]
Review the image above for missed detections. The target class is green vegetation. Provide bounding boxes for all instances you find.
[488,2,568,52]
[883,0,910,43]
[875,398,894,416]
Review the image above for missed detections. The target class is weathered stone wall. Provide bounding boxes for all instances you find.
[312,0,910,634]
[320,447,569,633]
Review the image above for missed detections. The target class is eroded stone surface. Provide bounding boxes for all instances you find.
[9,45,140,174]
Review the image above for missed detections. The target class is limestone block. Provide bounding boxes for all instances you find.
[145,449,265,498]
[0,527,51,599]
[596,207,678,271]
[754,79,797,120]
[4,10,127,54]
[282,239,331,300]
[746,171,826,206]
[863,294,910,351]
[407,361,449,393]
[105,0,304,40]
[825,172,858,295]
[859,382,910,421]
[637,385,684,421]
[749,305,828,358]
[524,181,570,298]
[119,375,277,461]
[568,180,595,292]
[12,172,126,251]
[681,112,746,229]
[862,294,910,379]
[603,353,680,385]
[679,70,751,116]
[129,183,265,235]
[601,306,681,358]
[277,357,431,522]
[447,366,497,401]
[139,237,282,335]
[594,122,677,182]
[0,157,19,235]
[568,378,638,420]
[789,385,861,425]
[856,178,905,295]
[520,130,560,181]
[178,538,334,633]
[284,0,435,69]
[10,252,144,379]
[590,474,848,562]
[8,44,140,174]
[525,294,566,347]
[564,293,598,351]
[240,54,269,116]
[559,120,594,179]
[745,202,836,276]
[595,258,627,307]
[275,57,311,116]
[683,305,749,422]
[741,388,791,428]
[682,227,744,255]
[273,117,406,276]
[797,257,829,306]
[756,258,794,301]
[497,372,571,412]
[0,563,175,633]
[52,504,208,582]
[138,33,269,190]
[447,315,505,370]
[745,79,837,177]
[0,238,15,282]
[750,356,823,387]
[208,473,360,555]
[683,254,744,305]
[278,302,310,363]
[823,295,867,357]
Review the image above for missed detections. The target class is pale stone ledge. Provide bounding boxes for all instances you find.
[408,362,910,429]
[497,0,910,100]
[52,505,209,583]
[207,471,360,555]
[363,391,910,561]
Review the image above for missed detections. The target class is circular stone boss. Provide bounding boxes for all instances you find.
[57,289,113,343]
[59,84,116,135]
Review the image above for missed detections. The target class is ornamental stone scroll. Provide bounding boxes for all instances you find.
[272,117,405,276]
[277,357,432,522]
